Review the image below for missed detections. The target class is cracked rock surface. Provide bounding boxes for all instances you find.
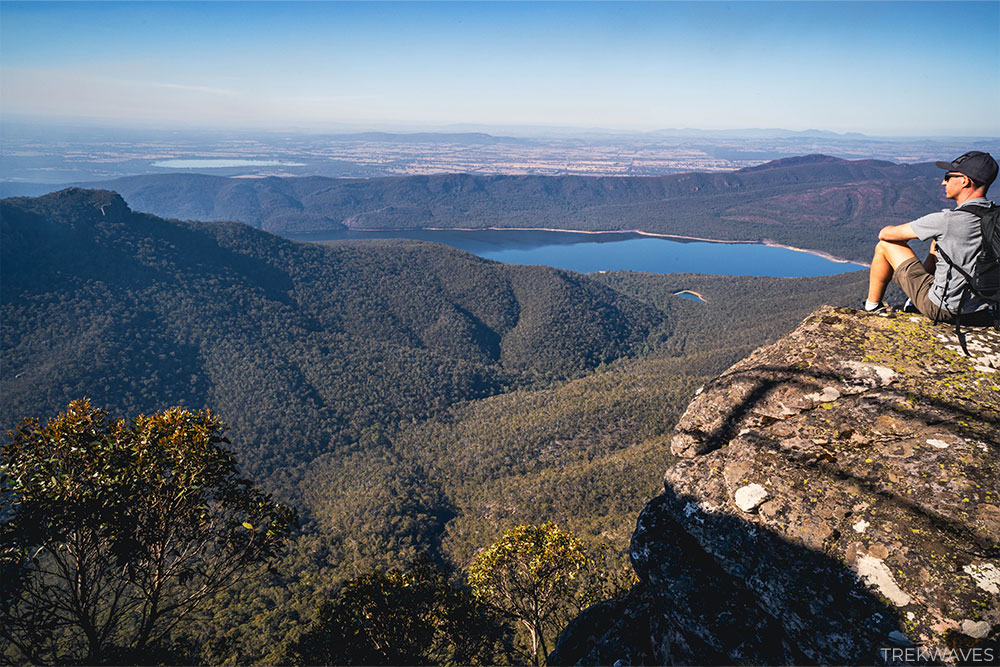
[551,306,999,665]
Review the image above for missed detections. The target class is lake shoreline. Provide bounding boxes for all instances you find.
[295,224,869,273]
[415,225,870,268]
[673,290,708,303]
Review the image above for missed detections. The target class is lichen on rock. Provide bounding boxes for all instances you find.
[551,306,999,665]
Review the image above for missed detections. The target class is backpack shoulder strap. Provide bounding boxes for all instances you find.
[939,203,998,270]
[966,203,1000,254]
[936,245,973,281]
[957,202,996,219]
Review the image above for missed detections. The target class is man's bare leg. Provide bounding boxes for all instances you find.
[867,240,918,305]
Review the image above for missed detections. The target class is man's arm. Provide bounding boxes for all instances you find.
[878,222,919,242]
[878,222,937,272]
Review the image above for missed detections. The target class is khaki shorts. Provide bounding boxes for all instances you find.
[893,257,955,323]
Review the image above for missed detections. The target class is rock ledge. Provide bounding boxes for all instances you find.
[552,306,999,665]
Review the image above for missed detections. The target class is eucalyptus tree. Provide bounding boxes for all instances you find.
[0,399,298,664]
[468,522,588,666]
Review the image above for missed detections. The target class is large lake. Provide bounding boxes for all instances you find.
[286,229,866,277]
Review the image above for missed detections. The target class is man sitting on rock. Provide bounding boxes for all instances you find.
[864,150,997,323]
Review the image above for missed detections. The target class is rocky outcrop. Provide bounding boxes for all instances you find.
[552,306,999,665]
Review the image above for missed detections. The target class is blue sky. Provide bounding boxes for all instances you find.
[2,1,998,136]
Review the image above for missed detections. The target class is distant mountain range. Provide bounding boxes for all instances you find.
[647,128,870,139]
[17,154,940,262]
[406,124,878,140]
[322,131,535,145]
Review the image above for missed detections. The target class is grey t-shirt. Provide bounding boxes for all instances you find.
[909,196,993,314]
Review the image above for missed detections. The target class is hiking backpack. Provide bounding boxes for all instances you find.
[935,202,1000,352]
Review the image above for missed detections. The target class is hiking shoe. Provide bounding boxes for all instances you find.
[864,302,890,314]
[901,298,919,313]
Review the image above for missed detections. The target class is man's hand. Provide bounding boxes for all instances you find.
[878,222,918,242]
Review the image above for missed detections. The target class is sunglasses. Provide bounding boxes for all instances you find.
[943,173,966,181]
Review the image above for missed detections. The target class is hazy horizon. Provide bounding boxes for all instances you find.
[3,1,998,137]
[3,115,999,141]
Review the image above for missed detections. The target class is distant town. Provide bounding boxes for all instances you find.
[3,123,998,186]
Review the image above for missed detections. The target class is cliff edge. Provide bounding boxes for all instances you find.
[552,306,999,665]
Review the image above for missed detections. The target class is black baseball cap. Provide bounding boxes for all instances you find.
[935,151,998,187]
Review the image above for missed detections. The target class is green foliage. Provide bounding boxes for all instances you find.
[0,400,298,665]
[468,522,589,665]
[1,190,663,482]
[285,560,516,666]
[593,270,876,363]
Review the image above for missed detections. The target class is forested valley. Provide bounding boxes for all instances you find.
[1,188,869,662]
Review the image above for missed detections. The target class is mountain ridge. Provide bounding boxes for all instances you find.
[736,153,897,171]
[5,155,945,262]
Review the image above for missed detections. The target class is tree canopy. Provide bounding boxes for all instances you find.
[468,522,590,665]
[0,400,298,664]
[286,560,516,666]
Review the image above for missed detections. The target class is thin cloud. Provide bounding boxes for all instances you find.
[1,67,245,123]
[113,79,238,96]
[281,94,380,105]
